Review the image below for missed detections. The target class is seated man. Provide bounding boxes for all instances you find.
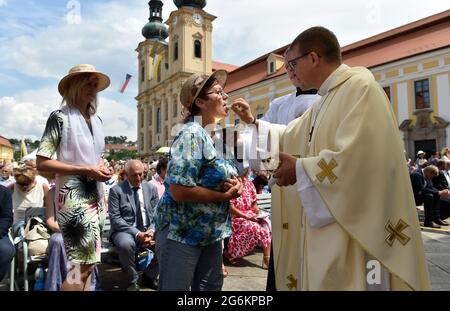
[0,185,15,282]
[0,165,14,187]
[410,165,450,228]
[108,160,159,291]
[431,159,450,220]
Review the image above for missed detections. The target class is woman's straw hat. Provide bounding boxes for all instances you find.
[58,64,110,95]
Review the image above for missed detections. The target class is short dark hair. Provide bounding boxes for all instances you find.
[291,26,341,64]
[157,157,168,175]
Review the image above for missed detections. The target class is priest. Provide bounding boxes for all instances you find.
[231,26,430,290]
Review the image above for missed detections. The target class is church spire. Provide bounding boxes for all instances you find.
[141,0,168,41]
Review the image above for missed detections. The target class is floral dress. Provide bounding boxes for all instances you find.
[227,178,271,259]
[37,110,105,265]
[155,120,238,246]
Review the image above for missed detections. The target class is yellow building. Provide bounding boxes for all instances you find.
[0,136,14,164]
[225,10,450,160]
[136,0,236,158]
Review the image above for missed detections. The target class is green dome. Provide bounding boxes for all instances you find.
[174,0,206,9]
[142,0,168,41]
[142,22,169,40]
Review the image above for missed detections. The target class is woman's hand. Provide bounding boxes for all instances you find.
[86,166,112,182]
[246,215,258,222]
[231,98,256,124]
[224,176,243,200]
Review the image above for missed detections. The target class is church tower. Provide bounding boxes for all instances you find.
[136,0,216,157]
[167,0,216,75]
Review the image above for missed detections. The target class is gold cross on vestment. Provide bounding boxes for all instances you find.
[316,158,338,184]
[385,219,410,247]
[286,274,297,291]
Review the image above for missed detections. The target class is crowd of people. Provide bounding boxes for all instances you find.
[0,25,437,292]
[408,149,450,228]
[0,65,272,291]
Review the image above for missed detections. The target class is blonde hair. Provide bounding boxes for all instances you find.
[441,147,450,158]
[13,164,36,185]
[60,73,98,115]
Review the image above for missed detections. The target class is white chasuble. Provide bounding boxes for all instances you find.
[262,65,430,291]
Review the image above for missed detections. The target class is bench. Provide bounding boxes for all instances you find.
[101,216,119,265]
[256,193,271,216]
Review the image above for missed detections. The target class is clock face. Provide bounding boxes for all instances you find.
[192,13,203,25]
[172,16,178,27]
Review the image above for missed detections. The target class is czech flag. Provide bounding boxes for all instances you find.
[119,74,132,93]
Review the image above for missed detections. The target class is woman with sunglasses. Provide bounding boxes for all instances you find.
[155,70,243,291]
[8,164,49,223]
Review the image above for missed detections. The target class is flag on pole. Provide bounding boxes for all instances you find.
[20,139,27,159]
[119,74,132,93]
[150,54,162,81]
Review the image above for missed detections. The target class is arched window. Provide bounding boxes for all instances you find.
[156,108,161,133]
[194,40,201,58]
[174,42,178,61]
[141,66,145,82]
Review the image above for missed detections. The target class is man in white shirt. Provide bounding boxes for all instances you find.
[258,47,319,291]
[260,48,319,125]
[0,165,14,187]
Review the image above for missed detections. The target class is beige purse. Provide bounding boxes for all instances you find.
[24,217,50,256]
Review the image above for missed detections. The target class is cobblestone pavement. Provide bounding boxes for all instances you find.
[2,232,450,291]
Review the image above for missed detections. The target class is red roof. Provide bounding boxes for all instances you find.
[212,61,239,73]
[225,10,450,93]
[225,46,289,93]
[0,136,12,149]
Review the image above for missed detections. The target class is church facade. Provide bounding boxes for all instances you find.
[136,0,235,158]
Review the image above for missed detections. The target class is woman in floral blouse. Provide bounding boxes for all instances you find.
[36,64,112,291]
[155,70,243,291]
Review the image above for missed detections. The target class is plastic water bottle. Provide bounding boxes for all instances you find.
[34,264,45,291]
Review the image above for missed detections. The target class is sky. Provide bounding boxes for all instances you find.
[0,0,449,142]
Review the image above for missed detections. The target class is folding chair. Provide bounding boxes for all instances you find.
[11,207,48,291]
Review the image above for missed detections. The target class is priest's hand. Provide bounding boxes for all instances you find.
[231,98,256,125]
[273,152,297,186]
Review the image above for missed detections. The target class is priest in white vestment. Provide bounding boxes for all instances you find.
[232,26,430,291]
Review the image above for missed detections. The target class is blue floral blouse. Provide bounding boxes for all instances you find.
[155,120,238,246]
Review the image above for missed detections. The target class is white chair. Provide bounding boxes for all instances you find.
[256,193,272,216]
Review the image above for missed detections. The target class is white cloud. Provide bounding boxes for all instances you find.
[97,97,137,140]
[0,0,7,7]
[0,90,58,141]
[0,89,137,141]
[0,1,145,90]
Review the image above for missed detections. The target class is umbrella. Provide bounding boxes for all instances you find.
[156,147,170,154]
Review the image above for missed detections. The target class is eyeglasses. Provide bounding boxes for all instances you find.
[206,89,227,98]
[287,51,314,71]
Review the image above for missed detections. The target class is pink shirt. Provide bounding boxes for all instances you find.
[149,174,165,199]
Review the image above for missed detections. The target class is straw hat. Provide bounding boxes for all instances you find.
[179,69,227,112]
[58,64,110,95]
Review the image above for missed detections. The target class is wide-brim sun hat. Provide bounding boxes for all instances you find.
[179,69,228,112]
[58,64,111,95]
